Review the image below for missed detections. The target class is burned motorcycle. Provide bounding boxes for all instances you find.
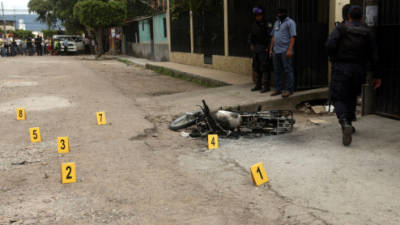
[169,100,295,137]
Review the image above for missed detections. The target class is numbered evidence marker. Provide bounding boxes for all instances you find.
[57,137,70,154]
[29,127,42,143]
[16,108,26,120]
[96,112,107,125]
[208,134,219,150]
[61,162,77,184]
[250,162,269,186]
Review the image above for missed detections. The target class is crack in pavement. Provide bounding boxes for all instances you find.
[217,153,331,225]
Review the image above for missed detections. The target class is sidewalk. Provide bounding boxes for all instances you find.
[117,56,251,86]
[119,56,329,116]
[137,84,328,116]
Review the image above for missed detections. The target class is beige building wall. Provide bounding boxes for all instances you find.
[170,52,252,76]
[168,0,347,77]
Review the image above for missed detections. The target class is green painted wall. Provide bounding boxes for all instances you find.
[153,13,168,44]
[138,19,151,43]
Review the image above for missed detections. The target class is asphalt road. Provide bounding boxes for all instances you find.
[0,56,398,225]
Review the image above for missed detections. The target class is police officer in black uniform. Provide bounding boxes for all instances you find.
[249,6,272,93]
[35,35,43,56]
[326,6,382,146]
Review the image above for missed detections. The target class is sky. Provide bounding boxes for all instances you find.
[1,0,30,13]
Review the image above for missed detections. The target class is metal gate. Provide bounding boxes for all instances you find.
[193,0,224,57]
[375,0,400,119]
[228,0,329,90]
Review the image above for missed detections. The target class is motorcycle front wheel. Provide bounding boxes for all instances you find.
[169,111,202,131]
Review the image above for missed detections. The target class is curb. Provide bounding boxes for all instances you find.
[234,88,330,112]
[145,63,229,88]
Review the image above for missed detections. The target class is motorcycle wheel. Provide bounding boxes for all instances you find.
[169,111,201,131]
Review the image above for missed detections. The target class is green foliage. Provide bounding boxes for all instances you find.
[28,0,58,29]
[73,0,127,29]
[52,0,85,33]
[170,0,222,21]
[170,0,220,14]
[42,29,63,38]
[7,30,34,39]
[127,0,154,18]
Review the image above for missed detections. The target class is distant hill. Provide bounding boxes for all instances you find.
[5,14,50,32]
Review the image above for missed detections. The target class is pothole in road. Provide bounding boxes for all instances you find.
[0,80,38,88]
[0,96,72,113]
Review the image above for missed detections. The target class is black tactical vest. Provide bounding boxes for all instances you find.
[335,23,371,64]
[251,21,270,46]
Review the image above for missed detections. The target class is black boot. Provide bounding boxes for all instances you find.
[340,120,353,146]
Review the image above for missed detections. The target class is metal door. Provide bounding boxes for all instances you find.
[375,0,400,119]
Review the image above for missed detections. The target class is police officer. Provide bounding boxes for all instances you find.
[249,6,272,93]
[35,35,43,56]
[27,38,33,56]
[326,6,382,146]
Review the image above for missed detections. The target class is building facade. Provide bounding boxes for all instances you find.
[168,0,334,90]
[122,0,169,61]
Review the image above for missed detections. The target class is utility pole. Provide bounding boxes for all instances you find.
[1,2,6,38]
[14,8,16,31]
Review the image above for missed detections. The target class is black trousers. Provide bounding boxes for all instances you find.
[331,63,366,123]
[252,51,272,89]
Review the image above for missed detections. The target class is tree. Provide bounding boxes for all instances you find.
[28,0,57,30]
[74,0,127,57]
[52,0,85,33]
[42,29,63,39]
[127,0,154,19]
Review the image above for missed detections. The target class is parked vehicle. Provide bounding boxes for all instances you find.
[53,35,85,54]
[170,100,295,137]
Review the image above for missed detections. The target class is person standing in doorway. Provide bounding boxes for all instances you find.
[249,6,273,93]
[269,8,297,98]
[326,5,382,146]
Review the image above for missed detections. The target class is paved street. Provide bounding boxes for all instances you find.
[0,56,399,225]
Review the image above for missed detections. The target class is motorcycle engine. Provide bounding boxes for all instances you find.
[215,110,242,129]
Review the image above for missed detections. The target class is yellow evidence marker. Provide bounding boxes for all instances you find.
[57,137,70,154]
[29,127,42,143]
[61,162,77,184]
[96,112,107,125]
[250,162,269,186]
[208,134,219,150]
[16,108,26,120]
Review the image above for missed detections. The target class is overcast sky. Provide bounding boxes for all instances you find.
[2,0,29,12]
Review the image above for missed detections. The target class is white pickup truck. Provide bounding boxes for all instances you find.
[53,35,85,54]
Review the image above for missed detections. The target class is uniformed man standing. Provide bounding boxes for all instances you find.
[326,6,382,146]
[249,6,273,93]
[35,35,43,56]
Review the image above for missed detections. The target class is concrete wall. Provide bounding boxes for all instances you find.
[154,43,169,61]
[153,13,169,61]
[131,42,153,59]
